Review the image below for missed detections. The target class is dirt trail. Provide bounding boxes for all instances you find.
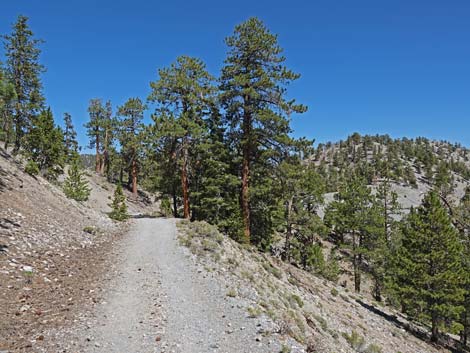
[69,218,276,353]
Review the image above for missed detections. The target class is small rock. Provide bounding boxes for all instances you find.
[22,265,33,272]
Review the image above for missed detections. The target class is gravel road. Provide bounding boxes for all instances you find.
[73,218,279,353]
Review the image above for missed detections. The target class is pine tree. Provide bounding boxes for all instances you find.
[63,157,91,201]
[63,112,79,161]
[393,191,464,342]
[220,17,307,244]
[116,97,145,197]
[100,100,115,176]
[25,108,65,179]
[148,55,215,219]
[434,161,454,196]
[455,187,470,346]
[277,142,325,264]
[324,174,373,292]
[0,65,16,147]
[362,177,402,302]
[109,183,128,221]
[84,98,106,174]
[2,15,45,150]
[190,108,239,227]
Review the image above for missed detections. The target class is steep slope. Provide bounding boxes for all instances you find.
[0,148,131,351]
[176,220,457,353]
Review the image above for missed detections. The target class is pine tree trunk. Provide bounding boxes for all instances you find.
[95,131,100,174]
[131,158,138,197]
[283,197,293,262]
[431,313,439,342]
[460,316,467,346]
[374,279,382,302]
[354,254,361,292]
[101,129,108,175]
[2,112,10,149]
[172,186,178,218]
[353,234,361,292]
[13,114,21,153]
[181,139,190,219]
[241,110,251,243]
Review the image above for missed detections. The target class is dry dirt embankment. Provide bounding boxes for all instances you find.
[0,148,148,352]
[175,220,450,353]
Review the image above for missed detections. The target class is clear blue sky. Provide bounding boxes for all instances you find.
[1,0,469,149]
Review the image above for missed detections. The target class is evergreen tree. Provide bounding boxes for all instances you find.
[117,97,146,197]
[455,187,470,346]
[434,161,454,197]
[2,15,45,150]
[100,100,115,176]
[0,65,16,147]
[392,191,464,342]
[25,108,65,179]
[84,98,106,174]
[324,175,373,292]
[190,108,239,227]
[148,55,215,219]
[220,17,306,244]
[277,143,325,264]
[109,183,128,221]
[63,157,91,201]
[63,112,79,161]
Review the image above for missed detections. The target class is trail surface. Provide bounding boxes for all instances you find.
[70,218,275,353]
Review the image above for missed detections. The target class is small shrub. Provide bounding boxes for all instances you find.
[63,158,91,201]
[226,289,237,297]
[108,184,128,221]
[247,306,262,318]
[289,294,304,308]
[280,345,291,353]
[83,226,97,235]
[160,198,172,217]
[313,314,328,331]
[330,288,339,297]
[342,330,366,351]
[25,160,39,176]
[202,238,217,252]
[262,262,282,279]
[365,344,382,353]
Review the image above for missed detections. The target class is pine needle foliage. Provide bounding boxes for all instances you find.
[391,191,464,341]
[109,183,128,221]
[63,157,91,202]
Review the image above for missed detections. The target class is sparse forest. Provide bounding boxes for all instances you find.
[2,14,470,351]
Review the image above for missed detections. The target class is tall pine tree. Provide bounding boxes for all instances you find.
[220,17,306,244]
[117,97,145,197]
[393,191,464,342]
[2,15,45,151]
[63,112,79,161]
[148,56,215,219]
[0,65,16,147]
[324,174,374,292]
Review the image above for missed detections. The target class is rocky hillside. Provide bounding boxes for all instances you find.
[177,220,457,353]
[0,147,154,351]
[315,134,470,212]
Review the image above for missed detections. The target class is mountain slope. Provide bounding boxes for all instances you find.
[0,147,127,351]
[176,220,456,353]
